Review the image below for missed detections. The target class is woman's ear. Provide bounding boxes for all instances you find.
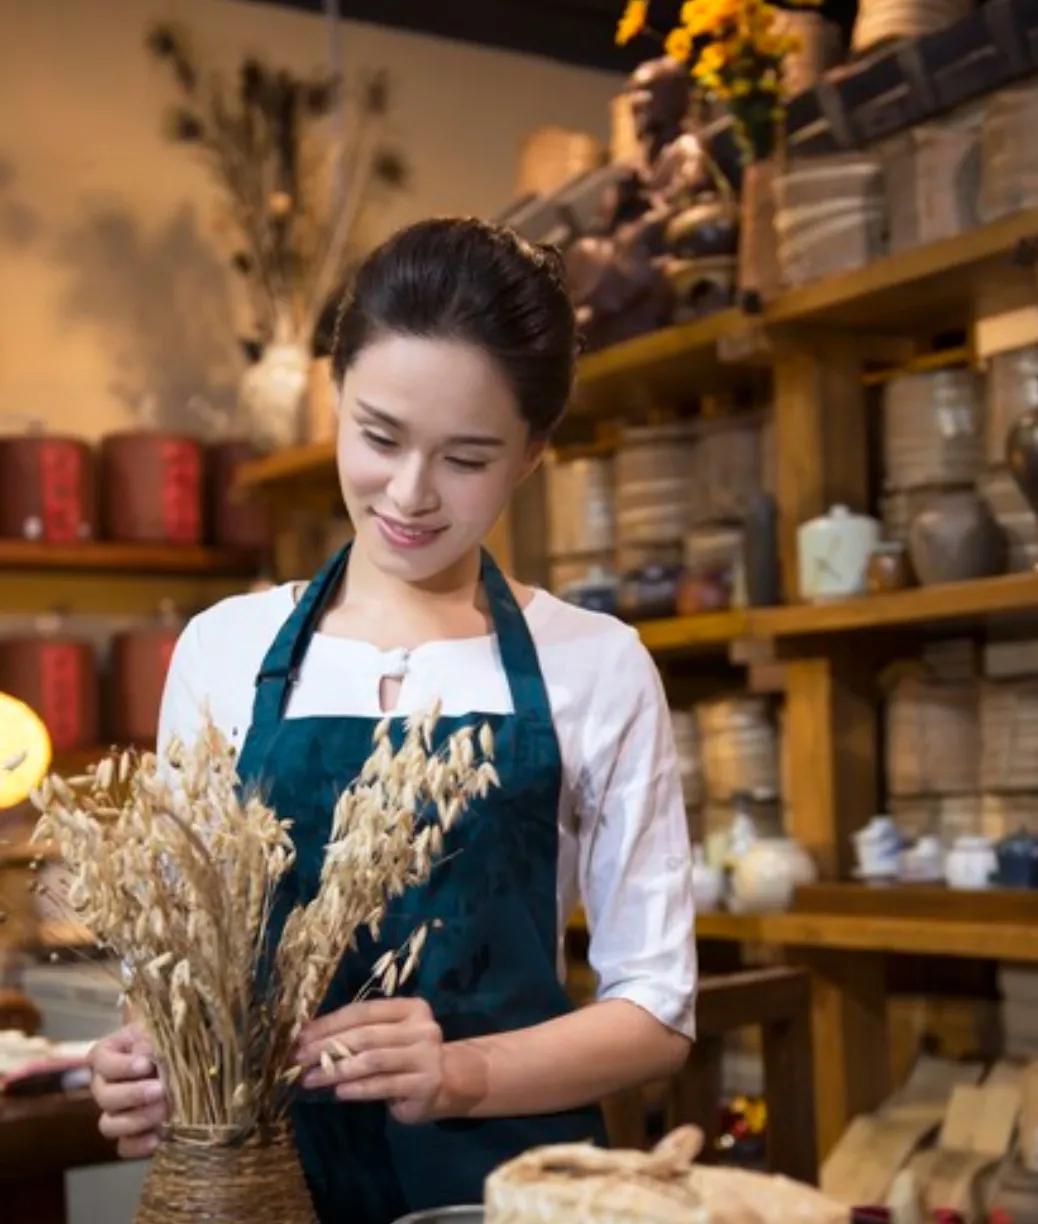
[517,436,548,485]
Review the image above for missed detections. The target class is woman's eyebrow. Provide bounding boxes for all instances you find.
[355,398,505,448]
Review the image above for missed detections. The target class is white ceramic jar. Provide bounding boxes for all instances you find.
[731,836,818,912]
[944,835,997,890]
[797,505,881,601]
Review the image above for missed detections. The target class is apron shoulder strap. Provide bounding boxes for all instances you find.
[479,549,550,719]
[250,544,351,727]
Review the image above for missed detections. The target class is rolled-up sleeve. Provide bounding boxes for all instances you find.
[577,629,697,1038]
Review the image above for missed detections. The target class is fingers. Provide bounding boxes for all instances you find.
[98,1100,167,1141]
[297,1019,439,1069]
[117,1133,160,1160]
[303,1043,419,1090]
[334,1072,429,1103]
[298,998,429,1047]
[94,1076,165,1116]
[90,1035,155,1085]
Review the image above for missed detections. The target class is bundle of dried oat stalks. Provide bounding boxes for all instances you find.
[31,706,495,1139]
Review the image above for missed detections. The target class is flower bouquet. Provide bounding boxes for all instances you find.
[31,707,496,1223]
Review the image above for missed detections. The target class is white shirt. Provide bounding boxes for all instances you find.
[157,583,697,1038]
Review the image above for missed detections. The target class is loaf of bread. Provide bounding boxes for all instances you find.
[485,1126,848,1224]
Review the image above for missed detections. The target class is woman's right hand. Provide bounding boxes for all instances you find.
[89,1023,168,1158]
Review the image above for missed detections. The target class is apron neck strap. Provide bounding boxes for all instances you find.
[249,543,548,729]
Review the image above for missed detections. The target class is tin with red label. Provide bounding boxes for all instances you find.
[0,635,100,751]
[0,435,98,542]
[100,431,204,544]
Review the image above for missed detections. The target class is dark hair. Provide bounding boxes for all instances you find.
[331,217,577,436]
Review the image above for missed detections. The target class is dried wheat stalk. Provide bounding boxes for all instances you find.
[31,704,496,1138]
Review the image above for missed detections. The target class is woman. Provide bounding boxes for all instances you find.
[88,217,697,1222]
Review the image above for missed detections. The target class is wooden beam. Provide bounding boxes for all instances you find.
[783,653,877,880]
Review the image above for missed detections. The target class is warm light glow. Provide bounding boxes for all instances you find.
[0,692,52,809]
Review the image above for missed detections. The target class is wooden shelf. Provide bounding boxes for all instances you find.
[766,204,1038,332]
[234,441,336,492]
[696,884,1038,961]
[573,308,762,416]
[0,540,261,576]
[632,573,1038,655]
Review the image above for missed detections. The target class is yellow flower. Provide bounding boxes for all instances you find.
[616,0,649,45]
[665,26,694,60]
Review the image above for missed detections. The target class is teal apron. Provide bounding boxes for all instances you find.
[235,543,606,1223]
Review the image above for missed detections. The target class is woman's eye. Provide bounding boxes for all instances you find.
[362,430,397,450]
[446,456,488,472]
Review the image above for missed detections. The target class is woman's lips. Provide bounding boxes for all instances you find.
[372,512,447,550]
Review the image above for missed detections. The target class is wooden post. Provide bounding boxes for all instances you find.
[772,334,870,604]
[783,651,878,881]
[795,948,890,1161]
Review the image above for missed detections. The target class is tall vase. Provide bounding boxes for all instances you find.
[239,312,310,452]
[737,157,783,311]
[136,1122,317,1224]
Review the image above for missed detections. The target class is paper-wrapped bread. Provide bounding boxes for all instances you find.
[485,1126,848,1224]
[485,1126,708,1223]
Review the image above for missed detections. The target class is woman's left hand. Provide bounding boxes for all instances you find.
[295,997,446,1124]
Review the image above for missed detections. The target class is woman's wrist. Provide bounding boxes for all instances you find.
[432,1039,490,1120]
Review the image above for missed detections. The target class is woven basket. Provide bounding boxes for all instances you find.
[136,1123,317,1224]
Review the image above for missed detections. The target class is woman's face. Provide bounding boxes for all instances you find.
[336,332,544,584]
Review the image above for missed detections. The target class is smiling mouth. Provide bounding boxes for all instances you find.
[372,512,448,546]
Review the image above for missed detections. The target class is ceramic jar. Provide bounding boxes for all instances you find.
[691,845,725,912]
[866,541,913,593]
[994,827,1038,888]
[731,836,817,913]
[908,490,1007,585]
[944,835,997,890]
[797,505,881,601]
[853,816,903,880]
[899,834,945,884]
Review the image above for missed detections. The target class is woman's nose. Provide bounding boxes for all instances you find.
[386,452,439,516]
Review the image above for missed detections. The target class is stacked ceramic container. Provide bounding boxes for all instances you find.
[979,344,1038,571]
[670,708,703,840]
[696,697,780,804]
[614,422,698,571]
[979,82,1038,224]
[544,452,616,595]
[879,369,1006,585]
[773,156,886,289]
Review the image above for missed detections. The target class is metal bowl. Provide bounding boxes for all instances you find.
[391,1208,484,1224]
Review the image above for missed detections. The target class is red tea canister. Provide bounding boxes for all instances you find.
[0,636,100,751]
[206,440,268,550]
[109,623,181,745]
[100,431,203,544]
[0,434,97,542]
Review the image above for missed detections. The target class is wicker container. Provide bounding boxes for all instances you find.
[885,675,980,797]
[696,697,779,803]
[773,156,884,212]
[0,635,100,752]
[882,369,983,492]
[979,82,1038,223]
[545,455,615,557]
[0,434,97,543]
[690,414,763,524]
[100,432,204,545]
[615,423,697,548]
[981,679,1038,791]
[980,792,1038,839]
[136,1123,316,1224]
[882,119,980,254]
[985,344,1038,466]
[852,0,972,55]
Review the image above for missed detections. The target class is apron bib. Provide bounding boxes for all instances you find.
[236,544,606,1223]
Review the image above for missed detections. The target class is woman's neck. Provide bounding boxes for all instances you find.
[337,539,485,621]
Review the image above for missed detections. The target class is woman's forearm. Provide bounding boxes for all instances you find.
[435,999,691,1120]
